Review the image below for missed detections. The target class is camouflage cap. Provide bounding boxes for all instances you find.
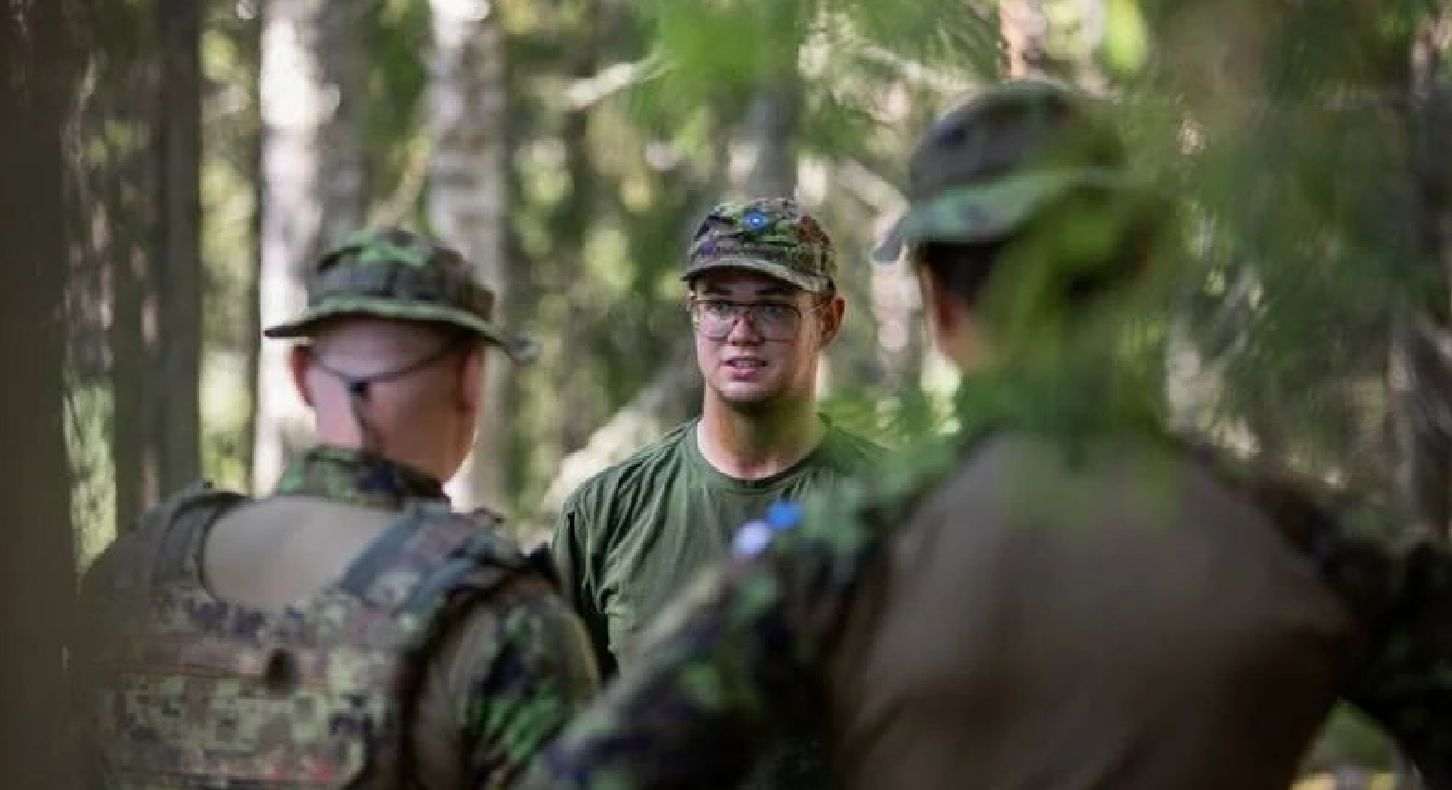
[263,227,537,362]
[874,80,1130,261]
[683,197,836,293]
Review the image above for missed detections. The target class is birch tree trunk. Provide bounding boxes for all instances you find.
[1000,0,1052,77]
[1000,0,1105,84]
[254,0,366,492]
[427,0,511,510]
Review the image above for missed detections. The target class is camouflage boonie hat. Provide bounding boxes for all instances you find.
[684,197,836,293]
[264,227,536,362]
[874,80,1130,261]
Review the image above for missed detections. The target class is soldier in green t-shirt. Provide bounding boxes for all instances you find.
[553,198,882,786]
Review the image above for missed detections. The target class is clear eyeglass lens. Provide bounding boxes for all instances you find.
[691,300,801,340]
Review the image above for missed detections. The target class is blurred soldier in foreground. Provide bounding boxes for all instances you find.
[553,199,881,786]
[527,82,1452,789]
[76,228,598,788]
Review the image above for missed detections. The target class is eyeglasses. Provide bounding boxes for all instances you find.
[687,297,821,341]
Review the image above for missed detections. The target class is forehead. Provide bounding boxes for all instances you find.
[689,268,802,299]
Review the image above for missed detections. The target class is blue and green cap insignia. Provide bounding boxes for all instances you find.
[684,197,837,293]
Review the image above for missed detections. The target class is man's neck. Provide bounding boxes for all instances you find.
[696,394,824,480]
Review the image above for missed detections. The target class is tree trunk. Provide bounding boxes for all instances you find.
[736,80,802,198]
[109,0,165,528]
[1000,0,1105,84]
[553,3,606,458]
[1000,0,1051,77]
[158,0,203,493]
[254,0,366,493]
[427,0,511,510]
[1395,13,1452,539]
[113,0,204,521]
[0,3,79,783]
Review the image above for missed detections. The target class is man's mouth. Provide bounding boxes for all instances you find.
[725,358,767,370]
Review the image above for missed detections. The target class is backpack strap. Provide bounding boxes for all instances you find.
[83,482,248,613]
[337,501,538,620]
[149,482,250,588]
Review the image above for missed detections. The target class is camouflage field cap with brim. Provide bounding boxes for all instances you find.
[264,227,538,362]
[874,80,1131,262]
[684,197,837,293]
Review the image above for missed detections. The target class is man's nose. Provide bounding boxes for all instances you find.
[725,310,765,343]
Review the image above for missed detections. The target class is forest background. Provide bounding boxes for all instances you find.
[5,0,1452,785]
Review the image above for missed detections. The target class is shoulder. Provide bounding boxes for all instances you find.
[818,421,888,473]
[421,566,599,779]
[559,421,695,520]
[87,483,247,574]
[767,429,971,560]
[440,571,600,707]
[411,505,540,585]
[81,482,250,625]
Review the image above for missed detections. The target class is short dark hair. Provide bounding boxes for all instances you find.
[911,240,1006,308]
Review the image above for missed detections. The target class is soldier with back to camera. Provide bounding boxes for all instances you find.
[76,228,599,788]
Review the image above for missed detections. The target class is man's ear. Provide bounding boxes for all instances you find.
[818,293,847,347]
[917,265,979,367]
[289,344,315,407]
[458,344,485,413]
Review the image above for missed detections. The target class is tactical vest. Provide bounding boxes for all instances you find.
[79,484,537,788]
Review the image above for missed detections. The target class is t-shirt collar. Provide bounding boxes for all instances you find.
[688,417,831,492]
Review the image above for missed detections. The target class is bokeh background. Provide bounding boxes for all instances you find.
[5,0,1452,785]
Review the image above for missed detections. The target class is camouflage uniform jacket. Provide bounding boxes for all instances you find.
[525,429,1452,789]
[77,446,599,788]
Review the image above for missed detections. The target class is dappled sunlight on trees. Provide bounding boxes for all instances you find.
[6,0,1452,783]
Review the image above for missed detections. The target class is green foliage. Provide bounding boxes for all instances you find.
[1124,0,1443,490]
[647,0,806,106]
[832,0,1000,79]
[1101,0,1149,76]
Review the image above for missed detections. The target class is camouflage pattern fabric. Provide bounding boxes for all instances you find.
[883,167,1132,249]
[77,447,596,788]
[275,444,448,509]
[684,197,837,293]
[523,427,1452,789]
[873,80,1130,262]
[264,227,536,362]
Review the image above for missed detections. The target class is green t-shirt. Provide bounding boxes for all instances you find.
[554,418,881,788]
[553,417,882,676]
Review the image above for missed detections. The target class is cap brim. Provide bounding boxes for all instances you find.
[872,168,1130,259]
[681,256,832,293]
[264,300,539,364]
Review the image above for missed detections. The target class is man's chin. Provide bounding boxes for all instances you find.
[710,383,781,411]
